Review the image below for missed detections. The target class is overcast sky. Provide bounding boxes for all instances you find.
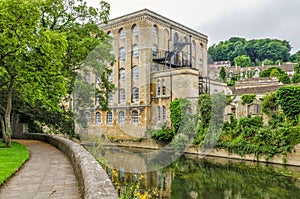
[87,0,300,54]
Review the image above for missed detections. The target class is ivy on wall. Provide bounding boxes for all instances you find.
[277,85,300,121]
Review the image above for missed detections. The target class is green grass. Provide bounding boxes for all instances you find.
[0,141,29,186]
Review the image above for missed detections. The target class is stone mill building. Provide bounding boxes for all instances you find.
[83,9,209,139]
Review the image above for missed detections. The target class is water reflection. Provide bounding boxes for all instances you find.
[86,145,300,199]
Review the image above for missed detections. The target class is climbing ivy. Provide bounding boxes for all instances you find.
[241,94,256,105]
[261,92,278,117]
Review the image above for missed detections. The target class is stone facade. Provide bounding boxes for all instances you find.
[82,9,208,139]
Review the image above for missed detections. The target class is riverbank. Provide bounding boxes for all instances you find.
[89,139,300,167]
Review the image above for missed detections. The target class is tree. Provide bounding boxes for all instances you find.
[219,66,227,82]
[241,94,256,117]
[170,98,191,134]
[261,92,278,117]
[263,59,274,65]
[0,0,68,146]
[0,0,113,146]
[234,55,251,67]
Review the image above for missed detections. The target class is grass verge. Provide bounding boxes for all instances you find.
[0,141,29,186]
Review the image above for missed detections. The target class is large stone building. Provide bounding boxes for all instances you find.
[83,9,208,139]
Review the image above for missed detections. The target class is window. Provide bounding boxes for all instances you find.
[132,66,139,78]
[157,80,161,96]
[120,68,125,80]
[108,92,113,103]
[252,104,261,115]
[132,87,139,101]
[132,25,138,36]
[152,25,158,36]
[162,106,166,122]
[119,47,125,60]
[162,79,166,95]
[118,111,125,124]
[183,54,188,66]
[108,73,113,82]
[85,112,91,124]
[119,89,125,103]
[157,106,161,122]
[174,33,179,44]
[199,44,203,59]
[107,112,112,124]
[199,59,203,71]
[132,110,138,124]
[192,57,195,67]
[119,28,125,39]
[96,112,101,125]
[107,31,113,38]
[85,73,90,83]
[152,44,158,57]
[132,44,139,57]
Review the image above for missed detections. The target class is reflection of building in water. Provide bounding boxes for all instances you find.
[80,9,208,139]
[104,166,174,199]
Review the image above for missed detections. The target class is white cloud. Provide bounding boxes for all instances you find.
[86,0,300,53]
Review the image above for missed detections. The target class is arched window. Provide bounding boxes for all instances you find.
[157,106,161,122]
[132,44,139,57]
[119,28,125,39]
[199,59,203,71]
[107,31,113,38]
[132,25,139,36]
[118,111,125,124]
[120,68,125,80]
[132,66,139,78]
[174,33,179,44]
[85,112,91,124]
[162,106,166,122]
[152,25,158,36]
[108,92,113,103]
[183,54,188,66]
[96,112,101,125]
[119,47,125,60]
[199,44,203,59]
[157,80,161,96]
[132,87,139,101]
[152,44,158,57]
[162,79,166,95]
[119,89,125,103]
[132,110,138,124]
[107,112,112,124]
[192,57,195,67]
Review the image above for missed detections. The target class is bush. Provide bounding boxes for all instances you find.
[150,128,173,143]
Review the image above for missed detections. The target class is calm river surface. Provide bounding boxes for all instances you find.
[86,145,300,199]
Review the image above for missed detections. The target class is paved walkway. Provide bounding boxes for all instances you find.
[0,140,81,199]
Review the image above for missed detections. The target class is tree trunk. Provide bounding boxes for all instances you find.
[3,76,14,147]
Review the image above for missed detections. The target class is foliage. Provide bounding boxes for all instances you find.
[263,59,274,65]
[208,37,291,65]
[259,67,285,77]
[279,73,291,84]
[0,0,113,145]
[261,92,278,116]
[234,55,252,67]
[276,85,300,121]
[292,73,300,83]
[219,66,227,82]
[150,128,173,143]
[170,98,191,134]
[198,94,212,126]
[241,94,256,105]
[0,142,29,185]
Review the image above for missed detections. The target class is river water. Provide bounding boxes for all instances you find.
[86,145,300,199]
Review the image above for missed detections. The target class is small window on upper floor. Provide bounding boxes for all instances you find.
[132,25,139,36]
[132,66,139,79]
[85,112,91,124]
[152,44,158,57]
[132,44,139,57]
[152,25,158,36]
[107,112,113,124]
[119,47,125,60]
[162,79,166,95]
[108,73,113,83]
[174,33,179,44]
[108,92,113,104]
[119,89,125,103]
[120,68,125,80]
[107,31,113,38]
[132,87,139,101]
[199,44,203,59]
[119,28,125,40]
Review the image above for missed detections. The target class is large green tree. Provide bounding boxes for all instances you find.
[233,55,251,67]
[0,0,113,146]
[0,0,68,146]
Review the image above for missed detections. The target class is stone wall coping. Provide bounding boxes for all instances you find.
[23,133,119,199]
